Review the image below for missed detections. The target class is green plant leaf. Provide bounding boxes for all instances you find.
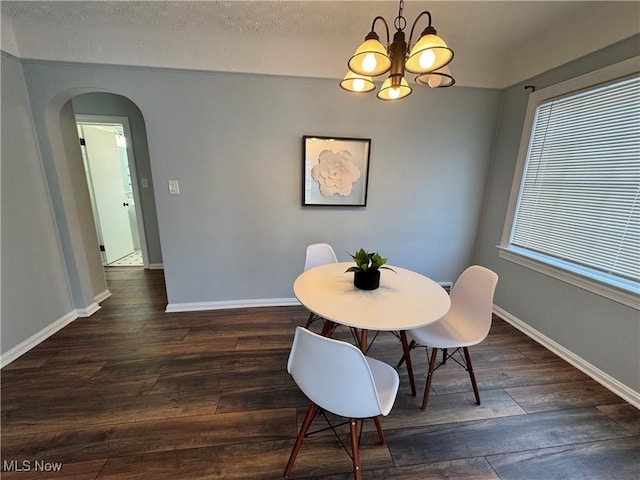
[347,248,394,273]
[355,249,369,266]
[371,253,388,268]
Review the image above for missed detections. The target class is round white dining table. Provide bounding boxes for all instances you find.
[293,262,451,395]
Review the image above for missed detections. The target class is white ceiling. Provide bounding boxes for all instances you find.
[1,1,638,88]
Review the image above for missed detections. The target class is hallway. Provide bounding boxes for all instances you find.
[107,250,144,267]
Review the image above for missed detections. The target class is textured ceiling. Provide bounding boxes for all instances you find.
[2,1,638,88]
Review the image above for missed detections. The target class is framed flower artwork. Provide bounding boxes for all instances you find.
[302,135,371,206]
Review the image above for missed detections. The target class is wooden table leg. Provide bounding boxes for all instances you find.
[360,329,369,354]
[400,330,416,396]
[320,320,335,337]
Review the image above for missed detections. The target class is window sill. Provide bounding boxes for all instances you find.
[497,246,640,310]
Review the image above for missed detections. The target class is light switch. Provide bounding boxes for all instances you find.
[168,180,180,195]
[140,178,149,188]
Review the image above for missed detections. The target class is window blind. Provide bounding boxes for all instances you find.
[510,76,640,290]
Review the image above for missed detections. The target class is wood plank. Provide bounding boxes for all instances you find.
[597,404,640,435]
[506,379,626,413]
[15,409,297,464]
[1,362,106,385]
[34,328,189,351]
[1,434,35,461]
[42,337,239,364]
[395,345,535,371]
[234,334,295,351]
[487,436,640,480]
[1,349,57,370]
[423,360,590,395]
[386,408,631,466]
[149,367,291,394]
[299,390,527,439]
[97,437,392,480]
[381,389,527,430]
[301,457,500,480]
[1,373,160,406]
[517,343,566,364]
[2,389,220,436]
[157,349,287,375]
[216,383,308,413]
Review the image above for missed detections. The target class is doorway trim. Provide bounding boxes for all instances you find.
[76,114,150,269]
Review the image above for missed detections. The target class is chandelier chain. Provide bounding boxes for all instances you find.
[394,0,406,31]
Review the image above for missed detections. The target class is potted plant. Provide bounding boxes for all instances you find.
[345,248,395,290]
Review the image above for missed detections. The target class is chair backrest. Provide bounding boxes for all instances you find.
[448,265,499,340]
[304,243,338,271]
[287,327,384,419]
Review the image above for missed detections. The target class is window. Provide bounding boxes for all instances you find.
[500,58,640,308]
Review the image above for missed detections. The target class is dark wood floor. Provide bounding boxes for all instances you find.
[2,268,639,479]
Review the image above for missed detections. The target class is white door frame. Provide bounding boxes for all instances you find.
[76,114,150,268]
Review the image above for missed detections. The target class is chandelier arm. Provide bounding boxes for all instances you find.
[370,15,390,46]
[408,11,432,46]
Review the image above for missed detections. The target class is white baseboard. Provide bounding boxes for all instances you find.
[94,289,111,303]
[76,301,100,317]
[1,297,106,367]
[166,297,300,313]
[148,263,164,270]
[494,305,640,409]
[1,310,78,367]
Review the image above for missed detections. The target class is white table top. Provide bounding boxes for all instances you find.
[294,262,451,331]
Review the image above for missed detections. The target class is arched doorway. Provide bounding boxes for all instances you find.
[42,90,164,313]
[71,92,163,271]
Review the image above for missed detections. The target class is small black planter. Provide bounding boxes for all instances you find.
[354,269,381,290]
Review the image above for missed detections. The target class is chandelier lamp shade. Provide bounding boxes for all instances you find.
[339,71,377,93]
[341,0,454,100]
[416,65,456,88]
[378,76,412,100]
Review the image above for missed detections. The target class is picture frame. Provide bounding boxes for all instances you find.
[302,135,371,206]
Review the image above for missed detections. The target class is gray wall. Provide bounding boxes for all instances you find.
[1,53,73,353]
[2,39,637,397]
[71,93,163,266]
[19,61,501,307]
[474,35,640,391]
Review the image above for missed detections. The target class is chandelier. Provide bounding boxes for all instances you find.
[340,0,455,101]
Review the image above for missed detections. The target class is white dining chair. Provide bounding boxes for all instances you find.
[302,243,337,329]
[304,242,338,271]
[283,327,399,480]
[403,265,498,410]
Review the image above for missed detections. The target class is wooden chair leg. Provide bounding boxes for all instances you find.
[349,419,362,480]
[303,312,315,329]
[283,403,317,478]
[421,347,439,410]
[463,347,481,405]
[396,340,416,368]
[372,416,386,445]
[442,348,448,364]
[400,331,417,396]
